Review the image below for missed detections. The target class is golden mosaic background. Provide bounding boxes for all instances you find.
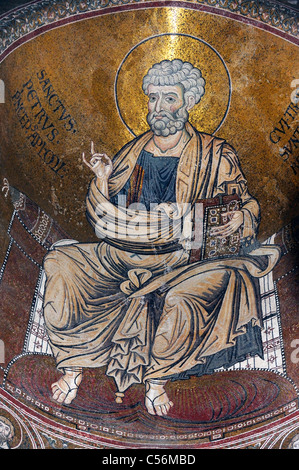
[0,7,298,256]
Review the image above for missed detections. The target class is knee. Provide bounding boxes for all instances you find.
[43,248,67,277]
[164,288,186,309]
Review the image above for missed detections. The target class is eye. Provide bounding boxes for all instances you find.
[165,96,176,103]
[149,95,157,102]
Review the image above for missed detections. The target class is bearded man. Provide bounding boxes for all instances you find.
[43,59,280,417]
[0,417,14,449]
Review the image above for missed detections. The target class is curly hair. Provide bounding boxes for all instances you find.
[142,59,205,104]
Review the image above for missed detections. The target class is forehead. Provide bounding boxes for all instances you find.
[147,84,184,97]
[0,421,10,430]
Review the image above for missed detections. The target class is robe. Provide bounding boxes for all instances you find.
[43,123,281,394]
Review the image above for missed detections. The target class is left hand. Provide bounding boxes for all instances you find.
[210,211,244,238]
[154,202,177,218]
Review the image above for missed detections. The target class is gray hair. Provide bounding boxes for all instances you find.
[0,417,14,440]
[142,59,205,104]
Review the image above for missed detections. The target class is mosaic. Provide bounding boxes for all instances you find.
[0,0,298,452]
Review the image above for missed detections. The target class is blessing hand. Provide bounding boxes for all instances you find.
[82,141,113,180]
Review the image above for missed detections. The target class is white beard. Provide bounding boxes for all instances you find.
[147,106,189,137]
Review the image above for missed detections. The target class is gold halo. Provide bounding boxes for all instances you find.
[115,34,231,137]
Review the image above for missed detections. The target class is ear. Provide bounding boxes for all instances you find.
[186,94,196,111]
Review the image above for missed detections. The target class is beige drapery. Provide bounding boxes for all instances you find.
[43,125,281,394]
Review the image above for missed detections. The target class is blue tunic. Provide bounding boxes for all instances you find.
[111,149,179,209]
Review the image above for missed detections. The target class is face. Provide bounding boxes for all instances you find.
[0,420,11,440]
[146,84,191,137]
[147,84,185,115]
[293,439,299,449]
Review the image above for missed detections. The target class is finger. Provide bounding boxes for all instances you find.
[215,227,235,236]
[213,221,232,231]
[210,225,230,236]
[222,211,242,223]
[91,141,95,155]
[82,152,92,168]
[90,156,104,166]
[90,155,110,166]
[217,228,237,238]
[221,212,232,223]
[222,211,236,219]
[211,226,232,237]
[211,219,241,235]
[215,232,232,238]
[102,155,111,166]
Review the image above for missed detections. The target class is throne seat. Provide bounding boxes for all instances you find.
[0,188,298,444]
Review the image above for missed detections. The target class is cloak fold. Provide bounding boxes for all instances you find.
[43,125,280,394]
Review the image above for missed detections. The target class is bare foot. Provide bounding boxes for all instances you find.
[51,368,82,405]
[145,380,174,417]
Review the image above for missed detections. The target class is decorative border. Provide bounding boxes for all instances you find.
[0,385,298,448]
[23,266,53,356]
[0,212,15,283]
[0,0,298,65]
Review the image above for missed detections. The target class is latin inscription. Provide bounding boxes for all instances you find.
[11,70,78,178]
[270,99,299,175]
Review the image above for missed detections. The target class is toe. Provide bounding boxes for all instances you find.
[51,385,61,398]
[51,382,59,392]
[155,406,164,417]
[164,402,171,414]
[145,398,156,415]
[56,391,67,403]
[51,382,66,402]
[52,389,63,402]
[64,389,77,405]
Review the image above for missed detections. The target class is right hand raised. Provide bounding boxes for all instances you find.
[82,141,113,180]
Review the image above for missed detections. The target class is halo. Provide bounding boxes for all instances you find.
[115,33,231,137]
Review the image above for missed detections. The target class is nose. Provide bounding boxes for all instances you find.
[155,96,162,113]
